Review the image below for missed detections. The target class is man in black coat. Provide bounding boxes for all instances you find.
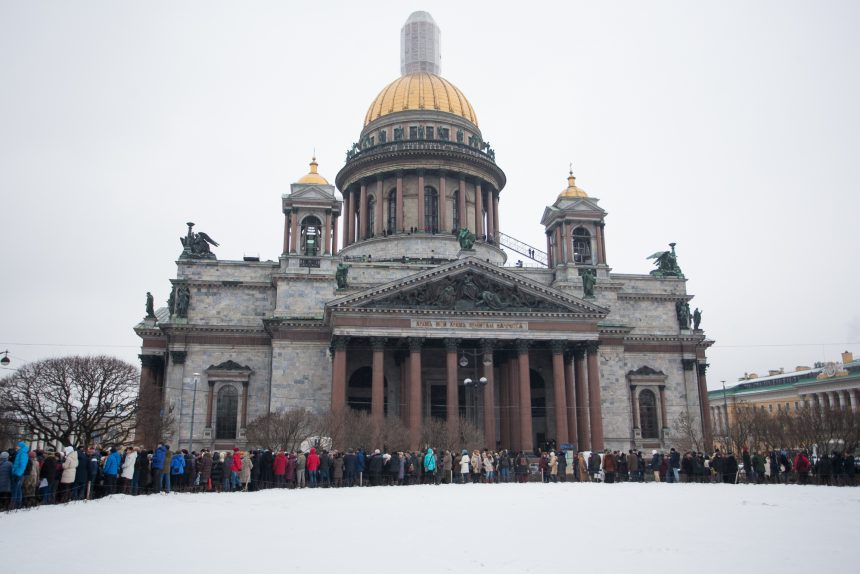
[73,447,89,500]
[344,449,357,487]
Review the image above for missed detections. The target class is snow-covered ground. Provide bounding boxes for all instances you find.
[1,483,855,572]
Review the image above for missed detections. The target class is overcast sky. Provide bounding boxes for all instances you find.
[1,1,858,389]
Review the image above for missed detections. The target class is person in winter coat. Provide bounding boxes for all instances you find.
[603,451,617,483]
[73,447,89,499]
[150,443,167,493]
[576,452,587,482]
[344,449,357,487]
[273,450,287,488]
[209,452,223,492]
[318,450,331,487]
[723,453,739,484]
[332,451,344,487]
[120,448,137,494]
[22,451,39,505]
[793,450,811,485]
[296,451,306,488]
[470,450,481,483]
[367,449,383,486]
[239,451,253,491]
[356,449,366,485]
[230,448,242,491]
[547,452,558,482]
[286,451,297,487]
[199,450,213,491]
[424,448,437,484]
[588,451,601,482]
[0,451,11,510]
[40,451,59,503]
[103,447,121,494]
[170,451,186,491]
[459,450,470,483]
[58,446,78,503]
[557,450,567,482]
[306,447,320,487]
[10,440,29,508]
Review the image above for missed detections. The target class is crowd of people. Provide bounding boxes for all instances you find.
[0,439,856,511]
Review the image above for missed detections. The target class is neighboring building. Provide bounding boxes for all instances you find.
[134,11,713,454]
[708,351,860,441]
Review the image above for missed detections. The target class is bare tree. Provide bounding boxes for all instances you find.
[134,381,175,446]
[671,411,703,452]
[245,408,317,451]
[0,356,139,447]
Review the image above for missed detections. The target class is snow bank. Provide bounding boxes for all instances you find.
[1,483,855,573]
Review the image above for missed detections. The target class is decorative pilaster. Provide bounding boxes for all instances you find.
[444,338,459,427]
[574,346,590,450]
[550,340,569,446]
[585,341,603,451]
[417,169,425,232]
[516,339,533,452]
[371,337,386,424]
[407,337,424,449]
[331,336,349,413]
[481,339,496,449]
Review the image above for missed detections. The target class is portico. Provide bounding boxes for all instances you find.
[325,257,608,451]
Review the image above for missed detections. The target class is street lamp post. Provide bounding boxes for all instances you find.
[189,373,200,452]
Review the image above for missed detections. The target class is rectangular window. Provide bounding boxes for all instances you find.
[426,126,434,140]
[409,126,418,140]
[439,127,450,140]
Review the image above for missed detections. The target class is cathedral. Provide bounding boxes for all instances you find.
[135,11,713,454]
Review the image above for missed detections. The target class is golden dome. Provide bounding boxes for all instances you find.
[297,157,329,185]
[560,171,587,198]
[364,73,478,127]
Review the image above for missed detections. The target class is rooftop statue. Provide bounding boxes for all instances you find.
[180,222,219,260]
[145,292,155,319]
[457,227,476,250]
[336,263,349,289]
[647,242,684,278]
[580,268,596,298]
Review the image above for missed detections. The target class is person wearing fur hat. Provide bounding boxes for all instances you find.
[58,445,78,502]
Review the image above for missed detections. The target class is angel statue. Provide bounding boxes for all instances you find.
[180,222,219,260]
[647,242,684,278]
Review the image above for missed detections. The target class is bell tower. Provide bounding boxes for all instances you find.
[540,169,609,290]
[282,157,342,257]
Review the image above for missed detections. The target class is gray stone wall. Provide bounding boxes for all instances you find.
[271,341,332,415]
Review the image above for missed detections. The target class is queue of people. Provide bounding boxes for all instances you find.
[1,440,856,511]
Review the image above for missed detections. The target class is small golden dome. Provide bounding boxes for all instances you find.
[364,72,478,127]
[297,157,329,185]
[559,170,587,198]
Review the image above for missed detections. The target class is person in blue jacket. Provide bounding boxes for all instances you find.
[170,451,186,491]
[424,448,437,484]
[150,443,167,493]
[356,448,366,486]
[10,440,29,508]
[102,446,121,495]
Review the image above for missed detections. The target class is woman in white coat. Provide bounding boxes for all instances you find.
[121,447,138,494]
[59,446,78,503]
[459,450,470,483]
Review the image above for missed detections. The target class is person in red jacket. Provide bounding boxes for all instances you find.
[794,450,811,485]
[230,448,242,491]
[273,449,287,488]
[306,447,320,488]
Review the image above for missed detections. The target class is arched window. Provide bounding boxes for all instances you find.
[424,186,439,232]
[573,227,593,265]
[387,189,397,233]
[215,385,239,440]
[639,389,659,439]
[301,216,322,256]
[367,196,376,238]
[452,190,460,231]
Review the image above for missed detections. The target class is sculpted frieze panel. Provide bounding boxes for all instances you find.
[362,271,570,312]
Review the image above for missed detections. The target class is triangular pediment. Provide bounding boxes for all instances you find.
[287,183,337,201]
[327,258,608,317]
[541,197,606,226]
